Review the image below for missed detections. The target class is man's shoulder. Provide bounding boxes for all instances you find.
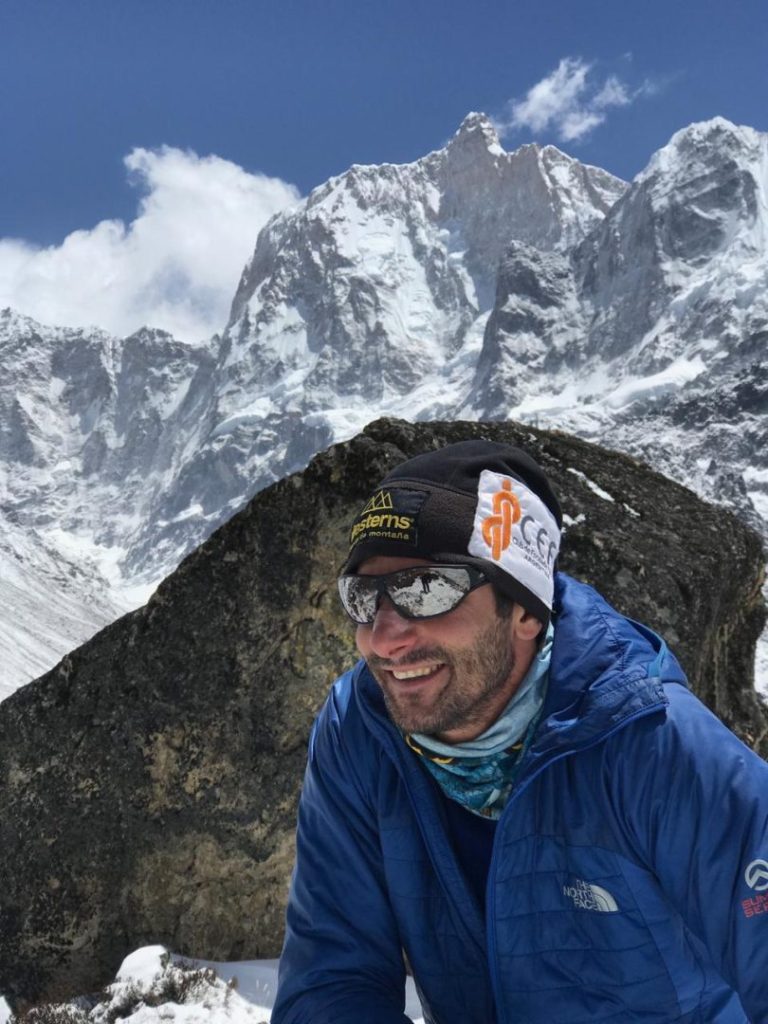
[606,678,768,782]
[553,572,687,685]
[660,681,766,757]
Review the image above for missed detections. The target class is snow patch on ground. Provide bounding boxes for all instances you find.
[0,947,426,1024]
[566,468,615,503]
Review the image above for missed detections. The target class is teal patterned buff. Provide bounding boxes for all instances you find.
[406,624,553,819]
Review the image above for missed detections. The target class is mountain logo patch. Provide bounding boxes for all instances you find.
[361,490,395,515]
[349,488,426,549]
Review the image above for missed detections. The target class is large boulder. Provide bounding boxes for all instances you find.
[1,417,766,1009]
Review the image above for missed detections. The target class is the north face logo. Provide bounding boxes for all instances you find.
[745,859,768,892]
[563,879,619,913]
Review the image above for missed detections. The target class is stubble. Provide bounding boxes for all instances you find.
[366,612,516,737]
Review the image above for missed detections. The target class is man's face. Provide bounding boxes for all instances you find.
[354,556,534,743]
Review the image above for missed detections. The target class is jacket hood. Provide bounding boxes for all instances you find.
[521,573,686,775]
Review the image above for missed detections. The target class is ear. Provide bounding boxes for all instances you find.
[511,605,544,642]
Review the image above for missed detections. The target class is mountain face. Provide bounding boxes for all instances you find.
[0,311,218,694]
[144,113,623,578]
[0,516,123,697]
[223,111,623,412]
[1,114,766,693]
[472,118,768,525]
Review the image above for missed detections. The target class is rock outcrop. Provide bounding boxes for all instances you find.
[1,418,765,1009]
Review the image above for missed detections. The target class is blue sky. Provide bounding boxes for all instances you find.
[1,0,767,340]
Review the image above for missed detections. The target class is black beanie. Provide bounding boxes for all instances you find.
[342,440,562,625]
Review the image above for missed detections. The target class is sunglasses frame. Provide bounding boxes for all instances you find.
[337,563,489,625]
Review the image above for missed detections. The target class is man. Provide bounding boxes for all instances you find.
[272,440,768,1023]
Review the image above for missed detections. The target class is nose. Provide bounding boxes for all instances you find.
[366,598,419,661]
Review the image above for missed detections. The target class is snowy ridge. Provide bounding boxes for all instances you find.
[1,115,767,694]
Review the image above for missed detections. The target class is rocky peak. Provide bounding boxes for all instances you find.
[635,118,767,264]
[445,111,505,158]
[220,112,623,425]
[642,117,765,181]
[555,116,768,371]
[435,118,625,256]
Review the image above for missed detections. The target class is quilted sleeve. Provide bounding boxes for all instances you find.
[271,678,414,1024]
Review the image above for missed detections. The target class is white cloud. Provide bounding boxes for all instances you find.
[558,109,604,143]
[502,58,637,144]
[0,149,300,342]
[508,58,591,135]
[593,75,630,110]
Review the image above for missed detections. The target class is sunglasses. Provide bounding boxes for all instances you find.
[337,564,489,625]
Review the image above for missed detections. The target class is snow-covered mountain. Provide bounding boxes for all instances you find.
[137,112,623,579]
[0,310,218,695]
[472,118,768,527]
[0,515,125,695]
[1,114,766,695]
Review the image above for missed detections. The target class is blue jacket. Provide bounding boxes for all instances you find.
[273,574,768,1023]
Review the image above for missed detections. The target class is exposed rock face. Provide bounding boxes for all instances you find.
[471,242,585,411]
[1,419,766,1009]
[474,118,768,534]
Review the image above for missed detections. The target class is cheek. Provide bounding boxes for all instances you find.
[355,625,372,658]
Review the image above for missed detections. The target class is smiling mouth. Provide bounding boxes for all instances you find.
[390,663,444,681]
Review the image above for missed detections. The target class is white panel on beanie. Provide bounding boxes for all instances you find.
[468,470,561,610]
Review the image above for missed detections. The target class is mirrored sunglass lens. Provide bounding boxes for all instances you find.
[389,567,472,617]
[338,576,378,623]
[339,567,477,623]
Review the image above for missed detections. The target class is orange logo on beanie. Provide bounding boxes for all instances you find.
[481,479,522,560]
[470,469,560,612]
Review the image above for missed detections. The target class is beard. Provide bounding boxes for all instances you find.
[365,611,516,737]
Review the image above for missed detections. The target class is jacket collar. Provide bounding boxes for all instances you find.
[521,573,683,771]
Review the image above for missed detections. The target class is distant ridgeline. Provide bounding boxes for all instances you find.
[1,419,766,1012]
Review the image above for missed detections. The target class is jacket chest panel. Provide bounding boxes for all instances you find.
[486,769,710,1021]
[377,771,497,1024]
